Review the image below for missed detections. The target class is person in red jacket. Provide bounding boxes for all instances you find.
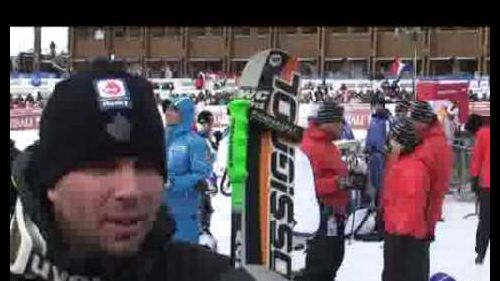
[298,101,349,281]
[408,101,453,227]
[382,117,432,281]
[466,115,490,264]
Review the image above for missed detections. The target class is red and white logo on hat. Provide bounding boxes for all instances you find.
[96,79,126,98]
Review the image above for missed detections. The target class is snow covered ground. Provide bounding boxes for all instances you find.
[10,129,38,150]
[210,193,490,281]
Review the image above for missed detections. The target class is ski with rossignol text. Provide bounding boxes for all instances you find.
[238,49,301,279]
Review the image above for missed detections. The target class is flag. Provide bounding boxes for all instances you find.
[389,57,413,77]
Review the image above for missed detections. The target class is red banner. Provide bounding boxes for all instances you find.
[10,108,42,130]
[343,105,371,129]
[10,103,490,131]
[469,102,490,117]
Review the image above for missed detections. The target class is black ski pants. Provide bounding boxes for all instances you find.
[382,233,430,281]
[302,205,346,281]
[476,189,490,259]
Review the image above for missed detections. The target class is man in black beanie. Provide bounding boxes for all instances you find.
[298,101,350,281]
[465,114,490,264]
[408,100,452,240]
[395,100,410,120]
[382,117,433,281]
[9,60,283,281]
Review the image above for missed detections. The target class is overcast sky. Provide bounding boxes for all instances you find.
[10,27,68,56]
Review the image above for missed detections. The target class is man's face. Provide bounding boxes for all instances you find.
[373,104,384,112]
[319,121,342,141]
[47,158,163,257]
[396,110,408,119]
[202,118,214,133]
[412,120,428,140]
[164,107,181,125]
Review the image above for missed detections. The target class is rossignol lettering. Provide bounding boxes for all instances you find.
[234,230,243,268]
[250,90,272,111]
[268,72,300,278]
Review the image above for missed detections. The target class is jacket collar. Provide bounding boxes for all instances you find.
[305,124,331,142]
[422,121,446,139]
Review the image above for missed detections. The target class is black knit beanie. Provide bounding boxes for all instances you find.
[409,100,436,124]
[390,117,418,149]
[197,110,214,124]
[38,63,165,191]
[395,100,410,113]
[314,101,344,124]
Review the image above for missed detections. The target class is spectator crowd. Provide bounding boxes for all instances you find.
[11,78,489,111]
[10,92,46,109]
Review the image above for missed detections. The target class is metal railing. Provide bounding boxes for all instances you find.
[450,136,475,201]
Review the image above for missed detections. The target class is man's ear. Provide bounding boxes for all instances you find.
[47,189,57,204]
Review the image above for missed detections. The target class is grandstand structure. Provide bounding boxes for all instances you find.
[69,26,490,79]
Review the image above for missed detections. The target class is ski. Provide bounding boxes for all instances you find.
[239,49,301,279]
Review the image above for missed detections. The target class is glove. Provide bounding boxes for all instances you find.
[213,131,223,144]
[363,146,371,155]
[471,177,480,196]
[425,233,435,243]
[195,180,209,193]
[338,176,350,190]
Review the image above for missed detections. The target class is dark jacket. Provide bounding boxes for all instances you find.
[10,140,20,217]
[9,144,275,281]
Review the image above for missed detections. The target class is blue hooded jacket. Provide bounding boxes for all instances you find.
[165,97,212,193]
[365,109,391,154]
[365,108,391,191]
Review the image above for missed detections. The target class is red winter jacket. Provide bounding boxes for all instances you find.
[300,124,349,212]
[383,152,432,239]
[470,126,490,189]
[413,121,453,236]
[195,77,204,90]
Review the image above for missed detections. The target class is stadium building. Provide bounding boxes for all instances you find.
[69,26,489,79]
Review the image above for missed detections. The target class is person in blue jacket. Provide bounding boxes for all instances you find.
[365,98,391,207]
[162,97,212,244]
[341,116,355,140]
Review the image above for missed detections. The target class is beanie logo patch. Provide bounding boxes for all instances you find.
[94,79,131,110]
[106,113,131,142]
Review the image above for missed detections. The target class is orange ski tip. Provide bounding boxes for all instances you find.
[280,58,299,82]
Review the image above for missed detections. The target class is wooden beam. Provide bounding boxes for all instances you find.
[33,27,42,72]
[68,27,74,71]
[371,26,378,75]
[319,26,326,78]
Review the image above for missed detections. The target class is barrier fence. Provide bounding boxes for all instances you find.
[450,136,475,201]
[10,102,490,131]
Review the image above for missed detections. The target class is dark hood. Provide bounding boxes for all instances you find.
[11,143,177,279]
[10,141,20,164]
